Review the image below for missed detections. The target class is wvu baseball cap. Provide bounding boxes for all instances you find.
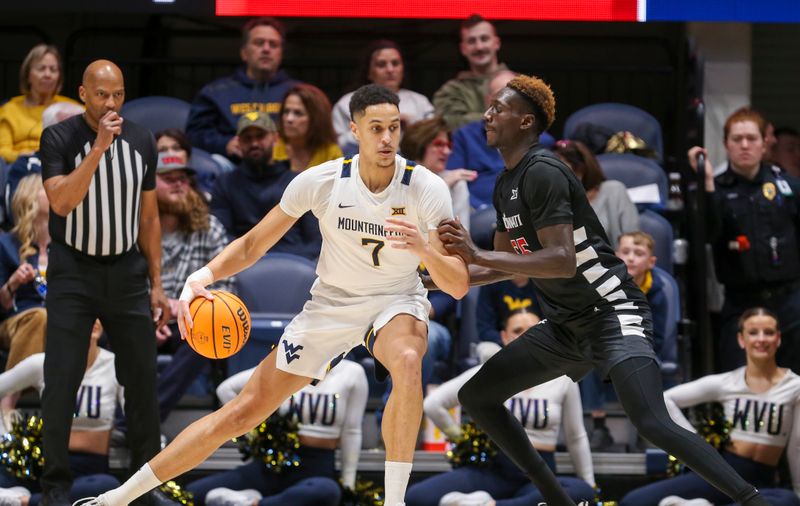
[236,111,277,136]
[157,152,196,175]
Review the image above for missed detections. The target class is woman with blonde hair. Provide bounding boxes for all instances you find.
[0,174,50,420]
[0,45,79,163]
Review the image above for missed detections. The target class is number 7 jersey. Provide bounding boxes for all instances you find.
[280,154,454,297]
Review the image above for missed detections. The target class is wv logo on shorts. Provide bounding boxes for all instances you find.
[283,341,304,363]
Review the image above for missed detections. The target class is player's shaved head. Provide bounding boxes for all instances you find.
[82,59,123,86]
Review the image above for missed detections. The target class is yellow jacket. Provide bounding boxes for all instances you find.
[272,139,343,171]
[0,95,80,163]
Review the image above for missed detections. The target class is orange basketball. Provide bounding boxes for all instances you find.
[187,290,251,359]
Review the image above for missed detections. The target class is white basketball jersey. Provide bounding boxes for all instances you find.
[280,155,454,297]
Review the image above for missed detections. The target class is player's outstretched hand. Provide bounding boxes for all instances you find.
[437,218,479,264]
[385,217,427,257]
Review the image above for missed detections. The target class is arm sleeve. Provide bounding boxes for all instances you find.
[662,374,725,432]
[186,89,232,156]
[417,174,454,232]
[140,131,157,191]
[521,162,573,230]
[561,380,596,487]
[332,95,356,149]
[339,365,369,490]
[476,285,502,345]
[215,367,256,404]
[279,168,318,219]
[788,395,800,498]
[0,354,44,398]
[39,126,66,181]
[0,119,17,163]
[423,367,480,440]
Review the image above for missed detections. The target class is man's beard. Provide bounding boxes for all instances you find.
[243,147,273,170]
[158,192,192,217]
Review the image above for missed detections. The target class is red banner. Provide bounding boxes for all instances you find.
[216,0,639,21]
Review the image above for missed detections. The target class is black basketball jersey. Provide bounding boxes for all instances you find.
[493,144,643,323]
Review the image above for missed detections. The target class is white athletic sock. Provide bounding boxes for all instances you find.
[101,463,162,505]
[384,461,412,506]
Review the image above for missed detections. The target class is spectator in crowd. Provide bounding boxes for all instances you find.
[38,59,167,506]
[406,309,595,506]
[332,39,434,154]
[211,112,322,259]
[617,232,675,361]
[186,17,298,166]
[3,103,84,225]
[0,320,122,505]
[447,70,555,210]
[274,84,342,172]
[154,129,218,197]
[155,128,191,161]
[400,116,474,229]
[185,359,368,506]
[148,151,233,425]
[553,139,639,248]
[0,45,79,163]
[433,15,508,130]
[621,307,800,506]
[210,111,321,259]
[772,127,800,178]
[476,274,541,346]
[0,175,48,418]
[689,107,800,373]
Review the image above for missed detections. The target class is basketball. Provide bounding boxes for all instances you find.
[187,290,251,359]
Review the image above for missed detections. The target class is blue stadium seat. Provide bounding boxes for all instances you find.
[228,253,317,375]
[121,96,191,134]
[652,266,680,378]
[563,103,663,160]
[189,148,223,195]
[638,209,674,273]
[470,206,496,250]
[596,153,668,208]
[235,252,317,313]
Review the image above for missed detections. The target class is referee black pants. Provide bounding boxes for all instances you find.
[41,242,160,497]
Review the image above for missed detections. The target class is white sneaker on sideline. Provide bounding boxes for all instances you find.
[439,490,494,506]
[659,496,714,506]
[206,488,263,506]
[0,487,31,506]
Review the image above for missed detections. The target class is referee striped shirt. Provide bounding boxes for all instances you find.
[40,114,157,256]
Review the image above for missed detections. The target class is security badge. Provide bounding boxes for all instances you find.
[763,182,777,201]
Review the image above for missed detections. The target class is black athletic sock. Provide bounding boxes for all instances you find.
[592,416,606,430]
[610,357,766,505]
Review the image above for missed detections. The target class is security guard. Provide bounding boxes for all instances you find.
[690,106,800,372]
